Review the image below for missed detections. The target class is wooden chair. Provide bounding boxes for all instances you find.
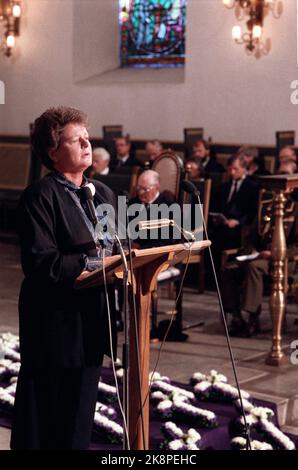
[152,149,183,198]
[184,128,204,158]
[102,125,123,158]
[150,150,184,338]
[275,130,295,171]
[276,130,295,152]
[182,171,212,293]
[0,142,32,234]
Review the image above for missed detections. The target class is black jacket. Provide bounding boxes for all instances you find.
[220,177,259,226]
[18,172,117,368]
[204,157,225,175]
[128,191,177,249]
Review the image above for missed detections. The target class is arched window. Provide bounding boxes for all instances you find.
[119,0,187,68]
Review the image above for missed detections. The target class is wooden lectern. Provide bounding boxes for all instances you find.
[258,174,298,366]
[75,240,211,449]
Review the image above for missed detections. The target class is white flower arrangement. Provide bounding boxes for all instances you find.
[151,380,195,401]
[258,419,296,451]
[149,371,171,383]
[151,390,169,405]
[115,368,123,381]
[0,332,19,353]
[95,401,117,420]
[93,411,123,444]
[192,369,250,403]
[234,397,256,413]
[231,405,295,450]
[156,393,217,428]
[97,380,117,403]
[0,387,15,413]
[0,359,20,379]
[3,348,20,362]
[161,421,201,450]
[166,438,200,451]
[231,436,273,451]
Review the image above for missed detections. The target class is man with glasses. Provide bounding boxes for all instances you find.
[128,170,175,249]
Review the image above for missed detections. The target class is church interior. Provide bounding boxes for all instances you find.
[0,0,298,452]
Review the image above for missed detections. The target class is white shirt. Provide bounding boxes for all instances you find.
[117,154,130,164]
[100,167,109,175]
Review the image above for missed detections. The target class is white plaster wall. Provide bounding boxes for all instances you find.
[0,0,297,144]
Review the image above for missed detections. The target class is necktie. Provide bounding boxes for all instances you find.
[228,180,238,204]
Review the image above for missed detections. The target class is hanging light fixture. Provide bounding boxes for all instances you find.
[0,0,22,57]
[223,0,283,58]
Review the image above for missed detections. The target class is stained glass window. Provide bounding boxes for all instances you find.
[119,0,187,68]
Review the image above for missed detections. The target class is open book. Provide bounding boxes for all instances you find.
[236,252,260,262]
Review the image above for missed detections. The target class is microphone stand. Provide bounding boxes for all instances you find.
[183,181,252,450]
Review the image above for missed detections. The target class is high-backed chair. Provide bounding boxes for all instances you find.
[0,142,32,233]
[275,130,295,171]
[152,149,183,198]
[150,150,184,338]
[184,128,204,159]
[182,165,212,293]
[102,125,123,158]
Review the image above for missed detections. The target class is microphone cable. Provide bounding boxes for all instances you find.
[181,180,252,451]
[141,237,195,414]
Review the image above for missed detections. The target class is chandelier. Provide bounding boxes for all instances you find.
[223,0,283,58]
[0,1,22,57]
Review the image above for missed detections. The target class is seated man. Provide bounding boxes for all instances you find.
[113,136,137,168]
[278,146,297,166]
[192,139,224,175]
[127,170,184,341]
[221,180,298,337]
[237,145,270,177]
[145,140,163,164]
[211,153,259,252]
[89,147,110,177]
[128,170,176,249]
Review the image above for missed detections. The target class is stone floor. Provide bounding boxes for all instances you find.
[0,241,298,449]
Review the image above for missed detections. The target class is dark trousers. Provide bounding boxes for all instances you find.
[10,365,101,450]
[221,259,269,315]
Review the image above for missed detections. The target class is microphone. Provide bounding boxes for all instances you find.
[138,218,173,231]
[181,180,200,197]
[80,184,98,227]
[138,219,195,243]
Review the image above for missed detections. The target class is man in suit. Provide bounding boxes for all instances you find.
[221,190,298,337]
[128,170,176,249]
[114,136,137,168]
[192,139,224,175]
[212,153,259,251]
[11,106,117,450]
[237,145,271,177]
[221,162,297,337]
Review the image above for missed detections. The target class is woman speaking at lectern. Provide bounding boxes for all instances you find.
[11,106,117,450]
